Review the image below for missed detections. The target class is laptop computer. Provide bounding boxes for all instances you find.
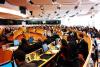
[13,39,20,46]
[40,43,53,59]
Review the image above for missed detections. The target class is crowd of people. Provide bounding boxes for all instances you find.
[0,25,100,67]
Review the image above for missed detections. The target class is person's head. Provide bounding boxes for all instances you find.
[61,39,67,47]
[21,38,27,43]
[13,50,25,65]
[21,38,29,45]
[67,35,72,41]
[79,33,84,39]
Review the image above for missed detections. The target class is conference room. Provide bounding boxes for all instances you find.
[0,0,100,67]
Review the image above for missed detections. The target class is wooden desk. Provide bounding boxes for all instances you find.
[7,46,18,51]
[0,48,12,65]
[26,48,59,67]
[39,50,59,67]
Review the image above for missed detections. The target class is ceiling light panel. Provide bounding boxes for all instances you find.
[57,0,79,5]
[31,0,52,5]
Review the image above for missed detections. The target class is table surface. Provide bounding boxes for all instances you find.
[0,48,12,65]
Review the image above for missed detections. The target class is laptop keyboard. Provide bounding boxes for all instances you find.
[40,54,53,59]
[31,60,45,66]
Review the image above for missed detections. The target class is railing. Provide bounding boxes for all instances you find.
[83,34,93,67]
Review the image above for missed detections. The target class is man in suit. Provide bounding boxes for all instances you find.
[13,50,37,67]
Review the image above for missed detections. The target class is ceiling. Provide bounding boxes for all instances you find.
[0,12,23,19]
[0,0,100,20]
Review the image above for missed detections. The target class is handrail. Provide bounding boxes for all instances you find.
[83,34,93,67]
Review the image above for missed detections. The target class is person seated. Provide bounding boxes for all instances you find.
[28,37,34,44]
[33,39,43,49]
[57,39,80,67]
[13,50,37,67]
[77,33,88,67]
[18,38,35,54]
[13,38,20,46]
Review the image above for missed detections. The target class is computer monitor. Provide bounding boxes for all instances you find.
[13,39,19,46]
[0,62,12,67]
[35,48,43,56]
[0,61,17,67]
[42,43,49,52]
[28,37,34,43]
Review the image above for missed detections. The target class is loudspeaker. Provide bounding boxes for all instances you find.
[0,0,5,4]
[19,6,26,14]
[74,6,78,10]
[30,11,32,15]
[29,1,34,4]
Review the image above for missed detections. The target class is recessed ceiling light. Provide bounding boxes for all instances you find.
[95,3,99,6]
[42,11,44,14]
[66,11,69,14]
[57,6,61,10]
[90,6,94,10]
[69,15,75,17]
[74,6,78,9]
[54,11,57,13]
[29,1,34,4]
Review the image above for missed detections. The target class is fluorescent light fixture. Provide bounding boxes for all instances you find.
[0,7,28,18]
[89,0,100,3]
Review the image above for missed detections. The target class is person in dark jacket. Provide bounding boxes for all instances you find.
[77,33,89,60]
[57,39,80,67]
[18,38,35,54]
[13,50,37,67]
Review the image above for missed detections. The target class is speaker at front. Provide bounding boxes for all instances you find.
[19,6,26,14]
[0,0,5,4]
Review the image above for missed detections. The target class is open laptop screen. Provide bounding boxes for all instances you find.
[13,39,19,46]
[28,37,34,43]
[42,43,49,52]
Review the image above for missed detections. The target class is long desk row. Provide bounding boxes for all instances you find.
[26,44,59,67]
[0,30,92,67]
[0,45,59,67]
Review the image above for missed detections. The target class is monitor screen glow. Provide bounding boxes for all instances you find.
[29,37,34,43]
[0,62,12,67]
[14,40,19,46]
[42,43,48,52]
